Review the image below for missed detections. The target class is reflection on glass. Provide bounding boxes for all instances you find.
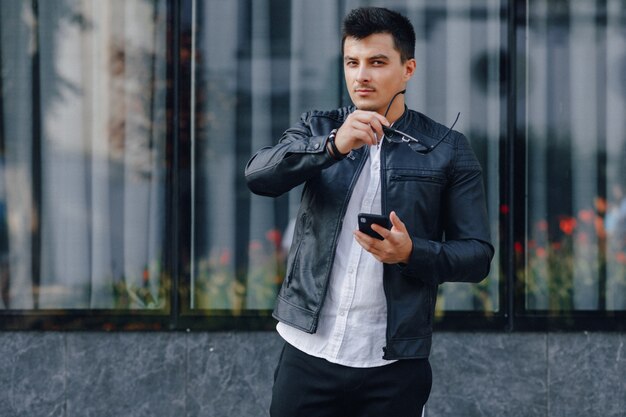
[191,0,341,312]
[523,0,626,312]
[359,0,504,316]
[191,0,503,316]
[0,0,168,309]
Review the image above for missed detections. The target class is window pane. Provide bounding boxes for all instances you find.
[190,0,341,312]
[0,0,168,310]
[191,0,503,317]
[402,0,504,316]
[524,0,626,312]
[343,0,504,316]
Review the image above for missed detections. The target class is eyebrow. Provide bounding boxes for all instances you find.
[343,54,391,62]
[369,54,390,61]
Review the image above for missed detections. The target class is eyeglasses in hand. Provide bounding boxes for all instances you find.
[381,90,460,155]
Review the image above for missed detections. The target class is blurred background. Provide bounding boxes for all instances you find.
[0,1,624,416]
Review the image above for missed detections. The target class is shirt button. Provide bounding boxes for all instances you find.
[314,143,320,149]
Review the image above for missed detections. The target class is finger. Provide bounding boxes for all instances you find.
[354,229,377,244]
[350,111,390,132]
[349,120,375,136]
[353,126,378,146]
[358,113,389,141]
[364,111,390,127]
[336,121,375,150]
[354,230,383,252]
[350,121,380,146]
[351,110,387,122]
[367,123,382,147]
[355,230,404,263]
[370,223,391,240]
[389,211,407,233]
[367,117,387,140]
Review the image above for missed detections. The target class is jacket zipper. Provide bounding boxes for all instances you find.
[380,142,392,355]
[315,149,369,318]
[389,174,445,184]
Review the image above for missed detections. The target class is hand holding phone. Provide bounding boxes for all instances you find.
[357,213,391,240]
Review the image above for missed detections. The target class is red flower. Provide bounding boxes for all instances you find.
[616,252,626,265]
[220,249,231,265]
[578,209,594,223]
[559,217,576,235]
[500,204,510,215]
[595,217,607,240]
[266,229,282,249]
[536,247,547,258]
[595,197,607,215]
[514,241,523,254]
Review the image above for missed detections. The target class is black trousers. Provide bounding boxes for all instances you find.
[270,343,431,417]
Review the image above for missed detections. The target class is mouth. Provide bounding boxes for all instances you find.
[354,87,375,96]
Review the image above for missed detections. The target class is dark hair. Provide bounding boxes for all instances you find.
[342,7,415,62]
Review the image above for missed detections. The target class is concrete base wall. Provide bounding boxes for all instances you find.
[0,331,624,417]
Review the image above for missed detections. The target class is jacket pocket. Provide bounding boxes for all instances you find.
[387,283,433,339]
[285,240,302,288]
[283,212,308,288]
[387,169,447,227]
[389,173,445,185]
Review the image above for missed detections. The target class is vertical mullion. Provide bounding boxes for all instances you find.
[595,0,608,311]
[168,0,182,329]
[0,0,6,309]
[234,0,252,312]
[508,0,527,330]
[31,0,42,310]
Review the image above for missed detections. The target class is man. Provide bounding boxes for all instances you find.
[245,7,493,417]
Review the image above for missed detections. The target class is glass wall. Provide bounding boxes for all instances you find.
[522,0,626,315]
[188,0,343,315]
[0,0,623,329]
[189,0,504,321]
[0,0,168,312]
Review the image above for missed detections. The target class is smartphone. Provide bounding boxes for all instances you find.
[358,213,391,240]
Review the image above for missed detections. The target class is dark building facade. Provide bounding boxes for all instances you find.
[0,1,624,416]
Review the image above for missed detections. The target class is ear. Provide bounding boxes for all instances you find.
[403,59,416,82]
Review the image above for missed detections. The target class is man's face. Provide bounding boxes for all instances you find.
[343,33,415,116]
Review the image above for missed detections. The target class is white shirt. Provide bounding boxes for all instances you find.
[277,144,394,368]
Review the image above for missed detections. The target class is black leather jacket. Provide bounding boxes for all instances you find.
[245,106,494,360]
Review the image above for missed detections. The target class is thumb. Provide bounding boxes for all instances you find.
[389,211,407,232]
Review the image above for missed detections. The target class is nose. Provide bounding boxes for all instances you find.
[355,65,371,84]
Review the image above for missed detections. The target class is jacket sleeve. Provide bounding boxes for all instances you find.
[401,133,494,285]
[245,112,337,197]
